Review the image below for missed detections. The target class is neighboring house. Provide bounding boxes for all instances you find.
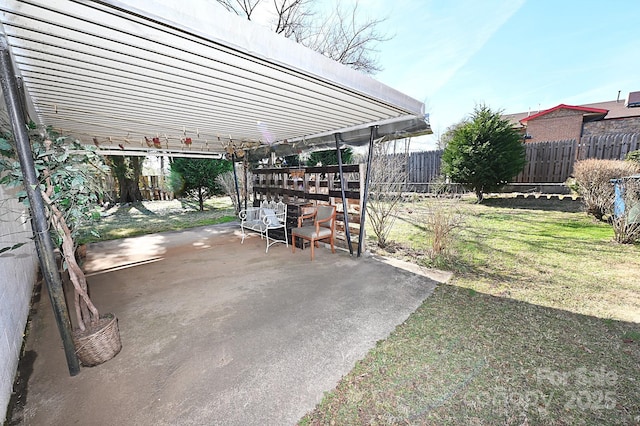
[504,91,640,144]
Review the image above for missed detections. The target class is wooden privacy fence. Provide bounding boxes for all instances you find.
[514,139,576,183]
[407,150,443,185]
[406,133,640,186]
[577,133,640,161]
[516,133,640,183]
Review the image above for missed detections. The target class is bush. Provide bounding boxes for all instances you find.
[441,104,525,202]
[366,141,408,248]
[611,178,640,244]
[571,159,639,221]
[169,158,232,211]
[626,150,640,165]
[216,170,239,213]
[430,175,452,195]
[419,196,465,265]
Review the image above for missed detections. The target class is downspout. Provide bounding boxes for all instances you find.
[0,34,80,376]
[334,133,353,256]
[358,126,377,257]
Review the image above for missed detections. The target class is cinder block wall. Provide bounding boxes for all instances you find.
[0,185,38,420]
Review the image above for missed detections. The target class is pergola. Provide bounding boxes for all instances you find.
[0,0,430,376]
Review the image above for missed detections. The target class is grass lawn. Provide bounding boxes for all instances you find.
[79,197,236,244]
[301,195,640,425]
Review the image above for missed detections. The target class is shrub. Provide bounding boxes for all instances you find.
[216,170,239,213]
[611,178,640,244]
[626,150,640,165]
[430,175,451,195]
[571,159,639,221]
[366,140,409,248]
[419,196,465,265]
[441,104,526,202]
[169,158,232,211]
[565,177,579,195]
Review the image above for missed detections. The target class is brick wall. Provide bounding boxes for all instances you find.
[583,116,640,137]
[0,185,37,420]
[525,109,584,143]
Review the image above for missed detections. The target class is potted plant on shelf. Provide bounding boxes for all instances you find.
[0,129,122,366]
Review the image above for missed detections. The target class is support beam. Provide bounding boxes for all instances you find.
[0,35,80,376]
[358,126,377,257]
[231,154,241,212]
[334,133,353,256]
[243,158,248,211]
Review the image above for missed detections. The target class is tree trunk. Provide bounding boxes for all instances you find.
[109,156,144,203]
[118,177,143,203]
[42,190,100,331]
[198,187,204,211]
[475,188,484,203]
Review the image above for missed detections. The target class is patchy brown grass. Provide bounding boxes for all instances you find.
[301,284,639,425]
[301,195,640,425]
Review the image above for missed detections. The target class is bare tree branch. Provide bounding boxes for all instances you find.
[366,139,409,248]
[217,0,263,20]
[302,1,390,74]
[215,0,390,74]
[272,0,314,38]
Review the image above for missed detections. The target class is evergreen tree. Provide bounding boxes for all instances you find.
[442,104,526,202]
[306,147,353,166]
[169,158,233,211]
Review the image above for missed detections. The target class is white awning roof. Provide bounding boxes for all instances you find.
[0,0,430,158]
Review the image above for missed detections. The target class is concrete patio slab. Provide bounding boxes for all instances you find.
[15,223,439,425]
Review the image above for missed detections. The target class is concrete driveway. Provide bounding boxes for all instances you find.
[15,223,443,425]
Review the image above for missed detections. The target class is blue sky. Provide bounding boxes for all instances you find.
[365,0,640,150]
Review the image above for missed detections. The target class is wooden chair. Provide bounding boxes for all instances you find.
[291,205,336,261]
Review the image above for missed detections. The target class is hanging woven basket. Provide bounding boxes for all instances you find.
[72,313,122,367]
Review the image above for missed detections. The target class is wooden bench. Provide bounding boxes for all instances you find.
[238,200,288,253]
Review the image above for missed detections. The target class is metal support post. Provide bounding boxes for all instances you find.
[334,133,353,256]
[243,158,248,211]
[358,126,376,257]
[231,154,241,212]
[0,35,80,376]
